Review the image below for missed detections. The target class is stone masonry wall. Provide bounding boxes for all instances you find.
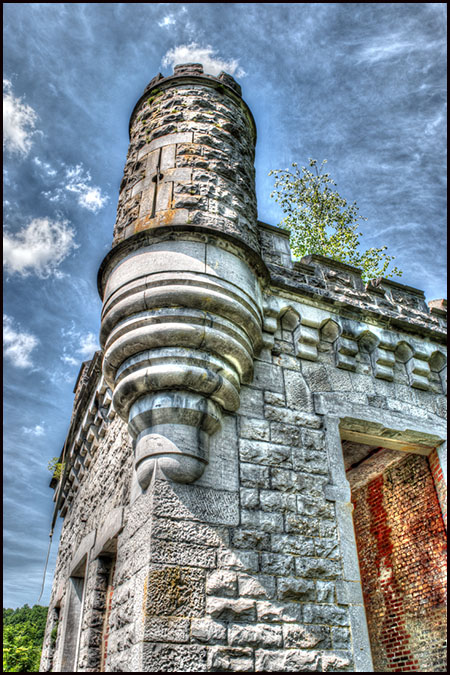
[352,453,447,672]
[41,64,446,673]
[40,411,133,672]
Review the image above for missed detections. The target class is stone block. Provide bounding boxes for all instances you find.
[270,422,302,446]
[264,390,286,406]
[316,580,336,603]
[145,566,206,617]
[314,538,340,559]
[277,576,316,602]
[217,549,259,573]
[283,623,332,649]
[256,600,303,623]
[331,627,351,649]
[206,597,256,622]
[285,514,321,536]
[270,533,315,556]
[238,573,276,599]
[303,603,349,626]
[240,488,259,510]
[143,616,190,643]
[228,622,283,648]
[231,528,271,551]
[260,552,294,576]
[152,517,229,548]
[239,462,270,488]
[297,495,335,519]
[259,490,297,513]
[240,416,270,441]
[150,540,216,568]
[321,650,353,671]
[206,570,238,597]
[283,369,314,411]
[191,618,227,644]
[295,557,341,580]
[264,404,321,428]
[153,481,239,526]
[237,386,264,418]
[239,439,292,467]
[255,648,320,672]
[208,646,253,672]
[252,361,285,392]
[142,643,207,672]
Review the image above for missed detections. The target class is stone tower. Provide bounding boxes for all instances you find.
[40,64,447,673]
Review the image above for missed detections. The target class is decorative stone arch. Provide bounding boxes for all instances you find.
[315,393,447,672]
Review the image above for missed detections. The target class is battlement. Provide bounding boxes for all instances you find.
[259,221,447,341]
[129,62,249,139]
[41,63,447,675]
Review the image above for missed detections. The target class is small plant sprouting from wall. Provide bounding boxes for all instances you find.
[47,457,65,481]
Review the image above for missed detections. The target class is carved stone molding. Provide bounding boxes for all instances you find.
[99,237,263,488]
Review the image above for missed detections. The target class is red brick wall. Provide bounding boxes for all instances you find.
[352,453,447,672]
[428,448,447,529]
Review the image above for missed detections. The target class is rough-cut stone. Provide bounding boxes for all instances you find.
[41,61,446,675]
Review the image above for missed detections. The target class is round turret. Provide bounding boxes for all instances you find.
[112,62,259,253]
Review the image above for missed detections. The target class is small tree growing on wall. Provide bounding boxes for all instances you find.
[269,159,402,281]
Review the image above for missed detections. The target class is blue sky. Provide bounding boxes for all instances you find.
[3,3,447,608]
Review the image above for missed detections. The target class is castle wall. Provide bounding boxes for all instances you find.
[40,64,447,673]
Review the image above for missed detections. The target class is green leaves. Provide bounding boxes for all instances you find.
[3,605,48,672]
[269,159,402,281]
[47,457,65,481]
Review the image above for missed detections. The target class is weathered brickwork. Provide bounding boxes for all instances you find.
[40,63,446,672]
[429,447,447,528]
[352,453,447,672]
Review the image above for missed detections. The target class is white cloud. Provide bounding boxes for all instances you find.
[158,15,176,27]
[3,217,78,278]
[78,332,99,357]
[3,79,38,155]
[61,354,79,366]
[38,161,108,212]
[3,315,39,368]
[60,326,99,368]
[162,43,246,78]
[33,157,57,176]
[22,424,45,436]
[41,163,108,212]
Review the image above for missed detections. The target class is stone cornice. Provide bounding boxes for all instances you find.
[97,225,271,300]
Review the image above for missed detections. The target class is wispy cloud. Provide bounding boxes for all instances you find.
[162,42,246,78]
[22,424,45,436]
[40,162,108,212]
[158,15,176,28]
[64,164,109,212]
[3,79,38,155]
[60,325,99,368]
[78,332,99,357]
[3,217,78,278]
[3,315,39,368]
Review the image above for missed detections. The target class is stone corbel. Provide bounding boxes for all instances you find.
[334,322,359,371]
[368,332,395,381]
[404,341,433,390]
[99,239,264,490]
[295,323,320,361]
[262,296,280,349]
[429,350,447,395]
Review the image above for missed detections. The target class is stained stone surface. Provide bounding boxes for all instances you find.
[40,63,446,674]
